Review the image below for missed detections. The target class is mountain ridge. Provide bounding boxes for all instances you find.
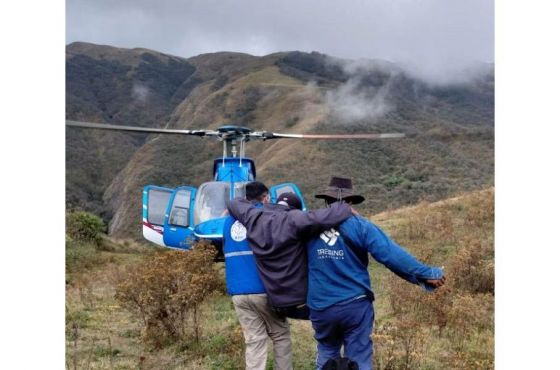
[65,42,494,238]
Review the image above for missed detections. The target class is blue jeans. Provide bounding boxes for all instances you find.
[309,298,374,370]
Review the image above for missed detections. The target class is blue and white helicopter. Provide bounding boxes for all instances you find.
[66,121,404,256]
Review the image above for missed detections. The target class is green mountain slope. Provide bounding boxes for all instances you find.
[66,42,200,218]
[66,42,494,238]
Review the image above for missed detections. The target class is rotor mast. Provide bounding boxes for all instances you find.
[218,126,251,158]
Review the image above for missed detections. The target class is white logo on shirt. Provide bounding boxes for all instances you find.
[317,229,344,260]
[317,248,344,259]
[230,220,247,242]
[320,228,339,246]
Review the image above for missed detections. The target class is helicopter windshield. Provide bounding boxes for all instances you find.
[233,182,249,198]
[193,181,249,225]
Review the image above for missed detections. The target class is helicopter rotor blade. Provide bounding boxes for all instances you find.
[66,120,218,136]
[253,132,406,140]
[67,120,406,141]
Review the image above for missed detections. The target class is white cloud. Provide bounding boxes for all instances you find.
[131,83,150,104]
[325,76,393,123]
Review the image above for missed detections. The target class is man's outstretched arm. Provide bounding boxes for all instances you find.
[357,217,444,290]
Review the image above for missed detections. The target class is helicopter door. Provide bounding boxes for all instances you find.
[269,183,307,211]
[143,186,173,246]
[163,186,197,250]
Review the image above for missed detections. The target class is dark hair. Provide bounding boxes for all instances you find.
[245,181,269,201]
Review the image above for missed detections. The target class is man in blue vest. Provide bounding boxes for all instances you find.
[307,177,446,370]
[223,181,292,370]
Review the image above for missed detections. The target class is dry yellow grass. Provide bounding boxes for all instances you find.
[66,188,494,369]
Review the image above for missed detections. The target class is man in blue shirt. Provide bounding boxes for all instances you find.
[223,182,292,370]
[307,177,446,370]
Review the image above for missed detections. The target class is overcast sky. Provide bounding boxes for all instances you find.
[66,0,494,83]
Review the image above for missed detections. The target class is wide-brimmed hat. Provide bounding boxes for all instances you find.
[315,177,365,205]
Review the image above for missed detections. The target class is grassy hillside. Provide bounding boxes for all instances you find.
[66,188,494,369]
[65,43,493,239]
[66,42,201,219]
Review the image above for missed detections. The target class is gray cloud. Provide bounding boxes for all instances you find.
[67,0,493,84]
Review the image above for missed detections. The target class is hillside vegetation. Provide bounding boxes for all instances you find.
[66,42,493,238]
[66,188,494,369]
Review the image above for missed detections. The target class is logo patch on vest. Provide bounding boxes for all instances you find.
[230,220,247,242]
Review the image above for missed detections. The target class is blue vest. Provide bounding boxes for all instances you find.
[223,214,266,295]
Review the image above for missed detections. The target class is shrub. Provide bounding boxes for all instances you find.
[450,237,494,294]
[374,319,428,370]
[382,175,405,190]
[446,293,494,341]
[66,211,106,245]
[66,240,107,273]
[400,205,455,244]
[115,241,224,348]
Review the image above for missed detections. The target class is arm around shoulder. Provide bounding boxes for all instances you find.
[292,202,353,236]
[226,198,261,225]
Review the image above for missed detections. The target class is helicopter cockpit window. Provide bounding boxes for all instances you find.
[169,189,191,227]
[194,182,230,225]
[273,185,295,199]
[233,182,249,199]
[147,189,172,226]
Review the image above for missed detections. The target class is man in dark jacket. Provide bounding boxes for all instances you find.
[227,189,353,319]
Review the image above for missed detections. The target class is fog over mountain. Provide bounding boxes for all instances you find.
[66,0,494,85]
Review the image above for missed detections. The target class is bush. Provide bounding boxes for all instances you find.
[374,319,428,370]
[115,241,224,348]
[450,237,494,294]
[66,242,105,273]
[66,211,106,245]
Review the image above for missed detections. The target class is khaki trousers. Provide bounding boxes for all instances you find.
[232,294,293,370]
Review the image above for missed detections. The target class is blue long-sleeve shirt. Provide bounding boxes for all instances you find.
[307,215,443,310]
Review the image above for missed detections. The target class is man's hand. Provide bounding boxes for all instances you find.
[425,275,446,288]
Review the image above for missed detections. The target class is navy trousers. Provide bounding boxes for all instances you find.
[309,298,374,370]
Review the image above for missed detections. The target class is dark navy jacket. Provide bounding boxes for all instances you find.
[223,212,266,295]
[226,199,352,307]
[307,215,444,310]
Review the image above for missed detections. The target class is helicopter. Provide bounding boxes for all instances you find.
[66,120,405,256]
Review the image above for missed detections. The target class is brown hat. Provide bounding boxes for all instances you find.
[315,177,365,205]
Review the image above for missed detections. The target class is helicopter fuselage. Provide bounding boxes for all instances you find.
[142,156,305,258]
